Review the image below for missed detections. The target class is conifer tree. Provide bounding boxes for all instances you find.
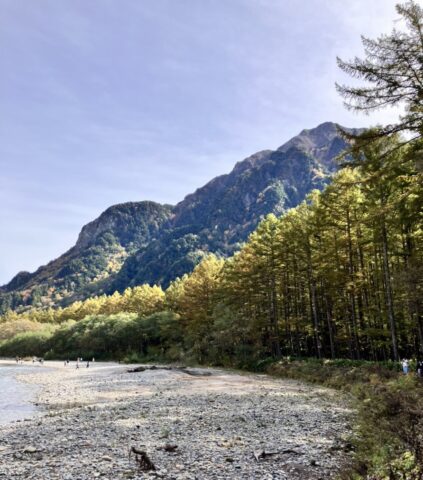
[337,1,423,141]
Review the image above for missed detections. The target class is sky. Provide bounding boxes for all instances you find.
[0,0,403,284]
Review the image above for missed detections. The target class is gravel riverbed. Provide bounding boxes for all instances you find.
[0,361,354,479]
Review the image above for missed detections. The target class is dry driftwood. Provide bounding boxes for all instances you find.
[127,365,213,376]
[130,446,156,471]
[253,450,279,462]
[127,366,146,373]
[157,444,178,453]
[253,448,301,462]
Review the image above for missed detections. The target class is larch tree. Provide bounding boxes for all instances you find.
[336,1,423,143]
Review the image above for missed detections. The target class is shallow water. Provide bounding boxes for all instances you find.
[0,365,39,425]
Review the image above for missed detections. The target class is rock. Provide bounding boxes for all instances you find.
[0,363,353,480]
[23,446,37,453]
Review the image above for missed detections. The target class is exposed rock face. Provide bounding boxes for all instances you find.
[277,121,353,166]
[0,122,360,310]
[75,202,173,251]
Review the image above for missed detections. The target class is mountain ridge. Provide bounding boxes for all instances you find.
[0,121,360,312]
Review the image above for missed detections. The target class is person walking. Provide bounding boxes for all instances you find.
[417,359,423,378]
[402,358,409,375]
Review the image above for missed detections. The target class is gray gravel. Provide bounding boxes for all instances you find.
[0,362,354,479]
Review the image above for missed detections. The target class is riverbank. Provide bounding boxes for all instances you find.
[0,361,353,479]
[269,358,423,478]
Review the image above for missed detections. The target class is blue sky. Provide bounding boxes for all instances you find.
[0,0,401,284]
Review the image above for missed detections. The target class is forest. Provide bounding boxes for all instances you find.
[0,129,421,364]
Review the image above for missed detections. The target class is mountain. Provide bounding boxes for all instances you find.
[110,122,360,289]
[0,202,172,311]
[0,122,360,312]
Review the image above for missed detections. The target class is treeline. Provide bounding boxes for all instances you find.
[1,134,421,364]
[0,283,165,326]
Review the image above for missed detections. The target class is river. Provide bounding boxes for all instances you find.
[0,363,40,425]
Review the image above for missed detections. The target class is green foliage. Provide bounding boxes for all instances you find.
[0,327,56,357]
[0,318,46,341]
[34,311,180,360]
[337,1,423,140]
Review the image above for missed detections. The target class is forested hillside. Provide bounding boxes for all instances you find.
[2,131,420,363]
[111,122,360,290]
[0,122,357,313]
[0,202,173,312]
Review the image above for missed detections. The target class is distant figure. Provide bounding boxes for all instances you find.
[86,361,90,368]
[417,359,423,378]
[92,357,95,363]
[402,358,409,375]
[76,359,79,369]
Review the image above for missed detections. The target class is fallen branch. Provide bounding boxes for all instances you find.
[127,365,212,376]
[157,444,178,453]
[253,448,301,461]
[130,446,156,471]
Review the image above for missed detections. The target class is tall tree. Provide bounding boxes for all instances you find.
[336,1,423,142]
[177,254,224,361]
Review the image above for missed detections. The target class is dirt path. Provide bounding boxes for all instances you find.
[0,362,353,479]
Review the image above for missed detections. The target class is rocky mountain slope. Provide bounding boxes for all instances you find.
[110,122,359,289]
[0,122,359,312]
